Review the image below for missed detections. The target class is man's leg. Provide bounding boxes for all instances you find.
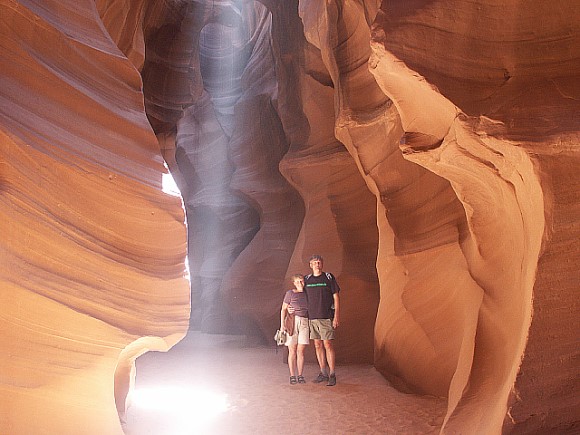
[313,339,327,372]
[323,339,335,373]
[324,339,337,386]
[313,339,329,383]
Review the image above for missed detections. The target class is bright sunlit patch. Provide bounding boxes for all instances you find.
[162,171,181,197]
[183,255,191,281]
[130,386,229,434]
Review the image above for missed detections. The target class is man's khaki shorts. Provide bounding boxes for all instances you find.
[309,318,335,340]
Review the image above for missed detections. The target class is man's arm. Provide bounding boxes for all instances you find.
[332,292,340,329]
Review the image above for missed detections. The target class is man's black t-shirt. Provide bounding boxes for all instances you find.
[304,272,340,320]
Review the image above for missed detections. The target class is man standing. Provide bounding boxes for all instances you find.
[304,254,340,386]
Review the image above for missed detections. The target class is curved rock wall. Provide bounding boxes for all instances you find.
[1,1,189,433]
[138,0,379,360]
[368,3,579,433]
[1,0,578,434]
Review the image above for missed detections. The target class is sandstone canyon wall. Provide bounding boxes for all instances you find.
[367,2,579,433]
[1,1,578,435]
[139,0,380,361]
[1,1,190,433]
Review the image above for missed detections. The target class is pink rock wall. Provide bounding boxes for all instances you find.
[1,0,578,434]
[138,0,379,362]
[369,2,579,432]
[1,1,189,433]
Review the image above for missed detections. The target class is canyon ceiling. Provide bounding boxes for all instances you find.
[1,0,578,434]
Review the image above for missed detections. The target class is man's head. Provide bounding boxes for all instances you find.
[308,255,323,275]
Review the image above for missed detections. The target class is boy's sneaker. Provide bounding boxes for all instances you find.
[327,373,336,386]
[297,375,306,384]
[313,372,329,383]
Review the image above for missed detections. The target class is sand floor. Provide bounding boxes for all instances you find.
[123,332,446,435]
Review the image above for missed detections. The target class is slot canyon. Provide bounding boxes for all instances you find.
[0,0,578,434]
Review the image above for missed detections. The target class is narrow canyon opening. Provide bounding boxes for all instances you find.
[134,1,547,433]
[135,0,549,432]
[2,1,577,434]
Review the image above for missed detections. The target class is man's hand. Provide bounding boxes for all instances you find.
[287,306,296,314]
[332,293,340,329]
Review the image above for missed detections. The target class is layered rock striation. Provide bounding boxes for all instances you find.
[1,1,189,433]
[368,3,579,432]
[1,0,578,434]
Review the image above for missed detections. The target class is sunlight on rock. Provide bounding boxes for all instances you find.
[1,1,577,434]
[129,386,229,434]
[162,172,181,197]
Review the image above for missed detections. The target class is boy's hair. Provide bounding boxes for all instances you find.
[291,273,303,281]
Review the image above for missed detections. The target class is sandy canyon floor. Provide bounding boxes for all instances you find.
[124,332,446,435]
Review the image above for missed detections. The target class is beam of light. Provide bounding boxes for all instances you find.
[129,386,229,434]
[162,172,181,197]
[161,168,189,280]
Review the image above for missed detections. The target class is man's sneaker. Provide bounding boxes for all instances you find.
[313,372,329,383]
[327,373,336,386]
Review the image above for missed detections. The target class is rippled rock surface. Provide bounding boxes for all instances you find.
[1,0,578,434]
[1,1,189,433]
